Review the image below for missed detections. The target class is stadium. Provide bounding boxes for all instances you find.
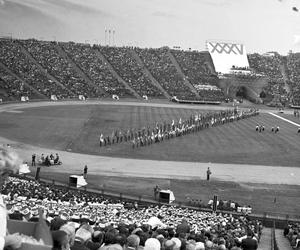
[1,0,300,250]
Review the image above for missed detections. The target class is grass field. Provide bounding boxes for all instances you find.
[0,102,300,217]
[0,104,300,166]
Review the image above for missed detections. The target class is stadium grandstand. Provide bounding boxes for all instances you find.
[1,37,300,108]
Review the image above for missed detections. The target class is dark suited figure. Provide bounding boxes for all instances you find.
[83,165,88,179]
[31,154,36,166]
[241,230,258,250]
[207,167,212,181]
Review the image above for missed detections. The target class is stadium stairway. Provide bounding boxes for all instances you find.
[55,43,107,96]
[257,227,271,250]
[167,50,201,99]
[94,49,141,99]
[0,61,47,99]
[130,49,171,99]
[275,229,293,250]
[279,63,291,94]
[17,42,76,97]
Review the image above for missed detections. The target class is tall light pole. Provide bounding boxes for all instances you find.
[113,30,115,46]
[108,30,111,46]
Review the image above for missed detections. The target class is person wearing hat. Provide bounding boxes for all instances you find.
[144,238,161,250]
[0,147,23,250]
[164,239,176,250]
[71,225,93,250]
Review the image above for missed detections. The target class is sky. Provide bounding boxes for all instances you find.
[0,0,300,54]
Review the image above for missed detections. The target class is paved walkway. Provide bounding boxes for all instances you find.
[258,227,271,250]
[275,229,293,250]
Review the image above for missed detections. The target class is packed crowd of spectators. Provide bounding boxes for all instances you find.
[171,50,218,86]
[8,37,300,105]
[170,50,224,102]
[248,53,284,84]
[0,39,67,99]
[286,53,300,106]
[98,46,164,98]
[1,174,262,250]
[283,222,300,249]
[60,42,133,98]
[248,53,286,99]
[135,48,197,100]
[19,39,100,98]
[171,50,225,101]
[0,67,34,101]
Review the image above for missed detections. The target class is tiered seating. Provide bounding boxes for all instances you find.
[248,53,284,83]
[0,67,34,101]
[2,175,263,250]
[99,46,164,97]
[135,48,197,100]
[171,50,218,85]
[287,53,300,105]
[0,39,66,98]
[171,50,224,102]
[248,53,286,97]
[19,39,99,98]
[60,42,133,97]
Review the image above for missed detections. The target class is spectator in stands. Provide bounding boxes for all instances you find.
[71,224,93,250]
[241,230,258,250]
[0,147,22,250]
[125,234,140,250]
[176,218,190,235]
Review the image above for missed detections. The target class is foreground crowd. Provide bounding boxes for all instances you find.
[0,147,262,250]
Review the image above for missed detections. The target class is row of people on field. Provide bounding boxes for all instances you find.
[98,109,259,149]
[256,124,300,133]
[130,109,259,149]
[255,124,280,133]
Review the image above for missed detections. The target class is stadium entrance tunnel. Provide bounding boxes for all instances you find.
[219,77,268,104]
[236,86,247,99]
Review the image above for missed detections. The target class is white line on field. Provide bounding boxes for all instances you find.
[268,112,300,127]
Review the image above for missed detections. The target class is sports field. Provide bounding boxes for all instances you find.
[0,102,299,166]
[0,100,299,217]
